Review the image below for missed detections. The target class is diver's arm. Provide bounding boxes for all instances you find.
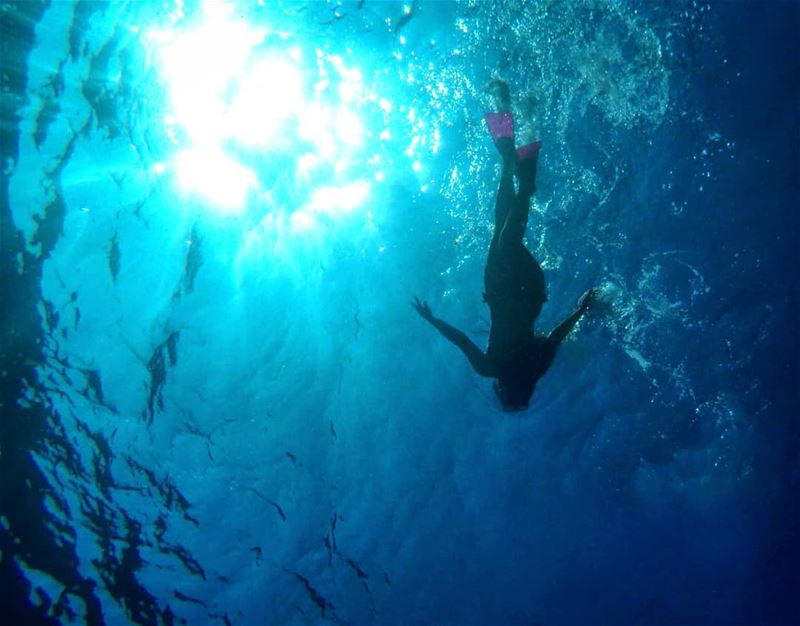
[429,316,495,377]
[547,288,596,346]
[411,297,495,377]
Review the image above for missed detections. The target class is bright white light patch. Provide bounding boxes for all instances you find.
[228,58,304,146]
[149,2,391,226]
[307,181,370,215]
[299,103,337,158]
[290,180,369,232]
[175,148,256,212]
[155,7,266,146]
[290,211,316,231]
[335,108,364,147]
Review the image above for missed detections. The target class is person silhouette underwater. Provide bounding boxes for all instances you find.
[412,79,596,412]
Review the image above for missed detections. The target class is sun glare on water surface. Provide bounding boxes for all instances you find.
[144,1,393,228]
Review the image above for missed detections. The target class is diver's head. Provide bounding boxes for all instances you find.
[493,379,534,413]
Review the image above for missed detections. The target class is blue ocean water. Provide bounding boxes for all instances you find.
[1,1,798,625]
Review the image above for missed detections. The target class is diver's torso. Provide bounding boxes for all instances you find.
[484,241,546,332]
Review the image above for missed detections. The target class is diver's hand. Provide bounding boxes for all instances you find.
[578,288,597,312]
[411,296,434,322]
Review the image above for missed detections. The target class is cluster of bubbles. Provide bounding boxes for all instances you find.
[427,0,671,236]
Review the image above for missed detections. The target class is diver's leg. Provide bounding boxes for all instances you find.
[494,142,515,230]
[485,108,516,231]
[485,139,515,309]
[497,141,541,247]
[516,141,541,198]
[498,193,531,248]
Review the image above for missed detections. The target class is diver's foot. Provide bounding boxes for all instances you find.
[485,78,511,110]
[516,140,542,196]
[485,111,515,158]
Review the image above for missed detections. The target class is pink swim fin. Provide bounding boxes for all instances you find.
[484,111,514,141]
[516,140,542,193]
[516,140,542,163]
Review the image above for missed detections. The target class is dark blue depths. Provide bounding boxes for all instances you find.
[1,1,798,625]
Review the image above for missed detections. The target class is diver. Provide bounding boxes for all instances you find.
[412,79,596,412]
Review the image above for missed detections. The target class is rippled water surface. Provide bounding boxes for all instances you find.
[1,1,798,624]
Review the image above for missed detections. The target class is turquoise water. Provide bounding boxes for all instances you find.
[2,1,798,624]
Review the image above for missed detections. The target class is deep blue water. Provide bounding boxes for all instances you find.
[1,1,798,625]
